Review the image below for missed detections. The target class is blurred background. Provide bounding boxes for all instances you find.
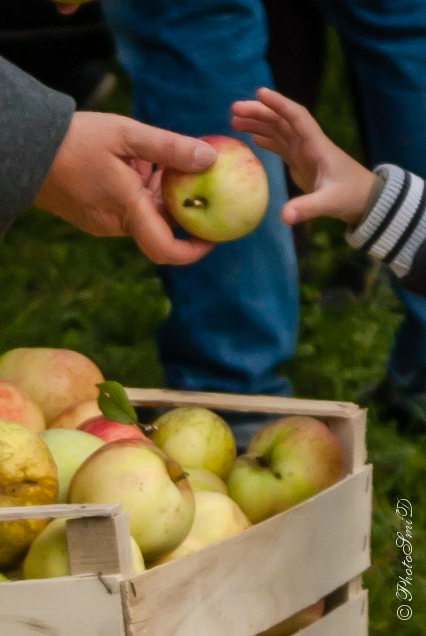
[0,2,425,633]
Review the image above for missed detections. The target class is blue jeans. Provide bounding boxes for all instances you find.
[318,0,426,395]
[102,0,299,398]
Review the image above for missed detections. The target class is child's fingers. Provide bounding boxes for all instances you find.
[232,100,281,125]
[256,87,320,138]
[231,115,275,139]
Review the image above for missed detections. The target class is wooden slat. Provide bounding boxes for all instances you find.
[121,465,372,636]
[289,591,368,636]
[125,388,360,419]
[327,409,367,475]
[0,575,126,636]
[67,512,135,578]
[0,503,122,523]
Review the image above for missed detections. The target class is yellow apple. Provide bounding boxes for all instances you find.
[161,135,269,241]
[0,421,58,569]
[68,439,195,562]
[150,491,250,566]
[183,466,228,494]
[23,517,145,579]
[151,407,236,480]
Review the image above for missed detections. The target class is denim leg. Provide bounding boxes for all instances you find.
[318,0,426,394]
[102,0,299,397]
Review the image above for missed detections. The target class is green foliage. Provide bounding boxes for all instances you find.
[0,28,424,633]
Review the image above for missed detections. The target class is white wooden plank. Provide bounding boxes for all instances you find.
[122,466,372,636]
[327,409,367,475]
[0,503,122,523]
[0,575,126,636]
[125,388,360,419]
[285,591,368,636]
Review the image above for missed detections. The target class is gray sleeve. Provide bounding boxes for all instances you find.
[0,56,75,234]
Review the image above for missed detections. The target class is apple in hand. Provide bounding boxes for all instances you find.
[151,407,236,480]
[227,416,345,523]
[23,517,145,580]
[150,491,250,566]
[0,348,104,426]
[68,439,195,562]
[0,421,58,569]
[39,429,105,503]
[78,415,148,443]
[161,135,269,242]
[0,379,46,433]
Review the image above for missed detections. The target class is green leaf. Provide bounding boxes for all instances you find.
[97,381,138,424]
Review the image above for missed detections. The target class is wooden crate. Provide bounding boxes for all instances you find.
[0,389,371,636]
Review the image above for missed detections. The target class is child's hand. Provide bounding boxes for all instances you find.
[232,87,377,226]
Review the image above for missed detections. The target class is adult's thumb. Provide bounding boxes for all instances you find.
[123,121,217,172]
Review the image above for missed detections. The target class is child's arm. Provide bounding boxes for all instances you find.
[232,87,426,296]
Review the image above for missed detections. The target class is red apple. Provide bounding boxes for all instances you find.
[78,415,148,443]
[0,348,104,426]
[68,439,195,561]
[161,135,269,242]
[0,379,46,433]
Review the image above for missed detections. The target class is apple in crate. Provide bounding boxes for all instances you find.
[23,517,145,579]
[39,429,105,503]
[0,379,46,433]
[151,407,236,480]
[161,135,269,242]
[0,348,104,426]
[49,399,102,430]
[150,491,250,566]
[227,416,345,523]
[0,421,58,569]
[78,415,148,443]
[68,439,195,562]
[184,466,228,495]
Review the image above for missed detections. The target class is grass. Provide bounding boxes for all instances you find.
[0,28,425,634]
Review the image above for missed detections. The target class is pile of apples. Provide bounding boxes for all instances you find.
[0,347,345,635]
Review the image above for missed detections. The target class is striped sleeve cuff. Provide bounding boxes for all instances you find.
[346,164,426,277]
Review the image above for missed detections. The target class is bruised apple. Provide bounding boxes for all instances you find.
[150,491,250,566]
[161,135,269,242]
[0,379,46,433]
[151,407,236,480]
[227,416,345,523]
[68,439,195,562]
[258,599,325,636]
[23,517,145,579]
[39,429,105,502]
[0,421,58,569]
[78,415,148,443]
[0,348,104,426]
[49,399,102,430]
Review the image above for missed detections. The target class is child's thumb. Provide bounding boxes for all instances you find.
[282,191,331,225]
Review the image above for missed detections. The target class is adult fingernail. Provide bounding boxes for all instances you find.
[192,144,217,170]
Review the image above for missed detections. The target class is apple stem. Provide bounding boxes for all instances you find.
[173,472,189,484]
[183,197,208,209]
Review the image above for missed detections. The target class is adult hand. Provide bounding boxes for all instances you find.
[35,112,217,265]
[232,87,377,226]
